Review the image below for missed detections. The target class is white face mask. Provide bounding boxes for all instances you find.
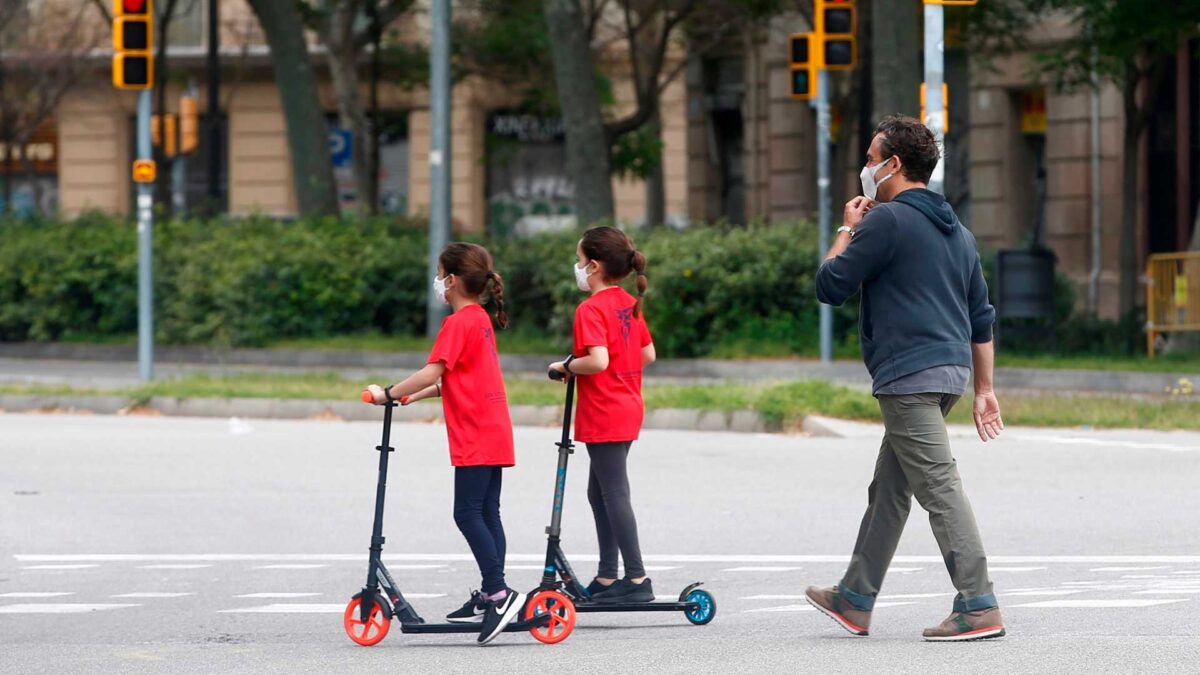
[859,157,896,201]
[574,261,592,293]
[433,275,449,305]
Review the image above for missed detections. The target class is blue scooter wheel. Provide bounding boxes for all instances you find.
[684,589,716,625]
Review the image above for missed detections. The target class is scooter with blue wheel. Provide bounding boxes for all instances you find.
[535,355,717,625]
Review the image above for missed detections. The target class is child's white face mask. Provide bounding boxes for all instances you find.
[433,275,449,304]
[574,261,592,293]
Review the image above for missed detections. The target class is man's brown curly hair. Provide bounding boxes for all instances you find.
[873,115,940,185]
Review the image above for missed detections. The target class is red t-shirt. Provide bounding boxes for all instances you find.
[427,304,515,467]
[572,287,653,443]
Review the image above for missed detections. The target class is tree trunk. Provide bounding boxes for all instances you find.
[1119,109,1140,318]
[870,0,919,123]
[247,0,339,218]
[543,0,614,225]
[325,40,375,217]
[1,116,12,217]
[644,108,665,226]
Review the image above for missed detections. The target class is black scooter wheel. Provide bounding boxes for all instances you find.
[683,588,716,625]
[344,594,391,646]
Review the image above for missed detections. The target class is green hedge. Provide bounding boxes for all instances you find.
[0,214,851,357]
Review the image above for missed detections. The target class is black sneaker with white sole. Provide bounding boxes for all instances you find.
[477,590,527,645]
[445,590,486,623]
[593,577,655,604]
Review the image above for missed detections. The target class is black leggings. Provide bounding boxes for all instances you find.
[453,466,507,595]
[586,441,645,579]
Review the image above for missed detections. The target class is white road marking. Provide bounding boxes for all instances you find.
[253,564,329,570]
[16,553,1200,564]
[21,564,99,570]
[0,592,74,598]
[1011,433,1199,453]
[1173,570,1200,575]
[1011,599,1190,609]
[139,564,213,570]
[1133,590,1200,595]
[219,604,347,614]
[0,603,138,614]
[111,592,196,598]
[235,592,322,599]
[737,594,947,600]
[1003,590,1082,597]
[988,567,1047,572]
[723,566,803,572]
[890,567,924,573]
[1122,575,1169,579]
[505,564,679,572]
[746,601,914,613]
[1090,566,1171,572]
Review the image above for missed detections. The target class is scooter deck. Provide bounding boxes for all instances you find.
[574,600,699,613]
[399,615,550,634]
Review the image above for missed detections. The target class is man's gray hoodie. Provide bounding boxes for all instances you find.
[816,188,995,390]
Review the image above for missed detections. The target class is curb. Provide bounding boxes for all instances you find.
[0,394,790,435]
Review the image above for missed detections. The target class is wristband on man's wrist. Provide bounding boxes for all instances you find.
[837,225,855,236]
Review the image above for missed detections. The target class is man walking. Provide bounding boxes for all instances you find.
[806,115,1006,641]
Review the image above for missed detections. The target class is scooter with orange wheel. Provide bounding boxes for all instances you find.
[536,356,717,625]
[343,390,577,647]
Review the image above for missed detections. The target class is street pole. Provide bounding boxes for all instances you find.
[206,0,220,212]
[136,89,155,381]
[427,0,452,338]
[923,2,945,195]
[815,69,833,364]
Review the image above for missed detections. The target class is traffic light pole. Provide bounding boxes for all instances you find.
[136,89,155,381]
[426,0,451,338]
[814,69,833,364]
[923,2,945,195]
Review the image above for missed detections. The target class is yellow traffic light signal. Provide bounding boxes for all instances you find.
[113,0,154,90]
[816,0,856,70]
[179,94,199,154]
[788,32,817,100]
[920,83,950,133]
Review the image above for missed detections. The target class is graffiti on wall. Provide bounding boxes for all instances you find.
[486,112,576,237]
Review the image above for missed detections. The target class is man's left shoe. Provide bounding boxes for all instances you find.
[922,607,1006,642]
[477,589,528,645]
[593,577,655,603]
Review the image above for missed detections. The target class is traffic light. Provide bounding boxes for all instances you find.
[788,33,817,100]
[816,0,856,70]
[179,94,199,154]
[151,113,178,157]
[113,0,154,90]
[923,0,978,5]
[920,83,950,133]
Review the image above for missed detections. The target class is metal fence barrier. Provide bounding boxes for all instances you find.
[1146,251,1200,356]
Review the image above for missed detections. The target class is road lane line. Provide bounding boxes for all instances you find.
[1003,590,1082,597]
[21,564,99,570]
[723,566,803,572]
[219,604,345,614]
[0,603,139,614]
[988,567,1047,572]
[16,554,1200,564]
[139,564,213,570]
[1090,566,1171,572]
[253,565,329,570]
[111,592,196,598]
[0,592,75,598]
[746,601,914,613]
[1011,599,1189,608]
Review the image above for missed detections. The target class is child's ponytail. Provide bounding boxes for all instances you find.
[487,270,509,329]
[630,249,648,318]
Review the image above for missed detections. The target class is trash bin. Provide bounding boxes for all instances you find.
[996,248,1057,348]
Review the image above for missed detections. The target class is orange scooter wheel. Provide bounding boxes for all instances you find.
[524,590,576,644]
[344,595,391,646]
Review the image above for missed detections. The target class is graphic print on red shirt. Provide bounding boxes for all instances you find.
[572,287,653,443]
[427,304,515,467]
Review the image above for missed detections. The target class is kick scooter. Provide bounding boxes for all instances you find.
[536,357,716,625]
[342,392,577,646]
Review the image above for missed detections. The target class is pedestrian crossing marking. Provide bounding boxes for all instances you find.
[111,592,196,598]
[139,564,213,569]
[1011,599,1189,608]
[21,564,99,570]
[723,566,803,572]
[0,592,75,598]
[745,601,914,613]
[0,603,139,614]
[219,603,346,614]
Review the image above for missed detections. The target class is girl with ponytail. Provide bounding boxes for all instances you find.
[364,242,524,643]
[549,226,658,604]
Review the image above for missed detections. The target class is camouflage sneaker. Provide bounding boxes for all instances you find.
[922,608,1006,642]
[805,586,871,636]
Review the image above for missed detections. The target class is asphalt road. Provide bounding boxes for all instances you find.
[2,414,1198,674]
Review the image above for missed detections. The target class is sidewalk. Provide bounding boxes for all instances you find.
[0,342,1195,395]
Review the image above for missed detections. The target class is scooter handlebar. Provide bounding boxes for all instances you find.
[548,355,575,381]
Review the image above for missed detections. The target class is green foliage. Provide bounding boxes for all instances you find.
[0,215,854,358]
[610,126,665,181]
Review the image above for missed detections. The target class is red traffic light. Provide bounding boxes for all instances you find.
[118,0,152,16]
